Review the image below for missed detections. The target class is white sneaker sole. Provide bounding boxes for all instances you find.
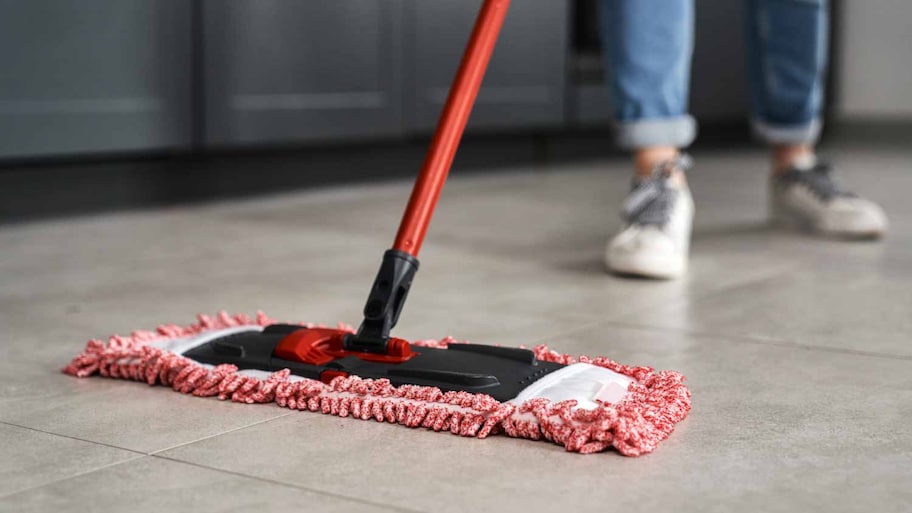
[770,201,887,240]
[606,251,687,280]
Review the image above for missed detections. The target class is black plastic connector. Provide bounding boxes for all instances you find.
[343,249,419,354]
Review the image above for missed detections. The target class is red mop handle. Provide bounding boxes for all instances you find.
[393,0,511,257]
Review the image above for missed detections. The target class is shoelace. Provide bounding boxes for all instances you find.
[779,162,854,201]
[622,154,692,226]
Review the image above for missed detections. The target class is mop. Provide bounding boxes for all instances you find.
[64,0,690,456]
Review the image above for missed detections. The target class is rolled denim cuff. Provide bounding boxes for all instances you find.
[614,115,697,149]
[751,118,822,145]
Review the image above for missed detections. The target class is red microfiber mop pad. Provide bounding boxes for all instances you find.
[63,312,691,456]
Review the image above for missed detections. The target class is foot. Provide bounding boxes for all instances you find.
[770,161,887,239]
[606,155,694,279]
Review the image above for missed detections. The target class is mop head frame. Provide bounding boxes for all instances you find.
[64,312,691,456]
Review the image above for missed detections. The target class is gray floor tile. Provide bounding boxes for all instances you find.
[467,243,797,324]
[188,155,800,328]
[0,211,388,306]
[0,361,98,406]
[0,307,92,368]
[0,456,398,513]
[0,360,292,453]
[0,423,139,497]
[3,147,910,511]
[617,257,912,357]
[159,325,912,513]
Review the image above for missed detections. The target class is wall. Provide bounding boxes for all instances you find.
[836,0,912,120]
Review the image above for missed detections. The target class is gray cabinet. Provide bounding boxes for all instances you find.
[0,0,192,159]
[1,1,572,159]
[407,0,567,132]
[203,0,405,146]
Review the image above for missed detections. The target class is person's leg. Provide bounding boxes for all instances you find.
[600,0,696,177]
[600,0,696,278]
[744,0,826,171]
[745,0,887,237]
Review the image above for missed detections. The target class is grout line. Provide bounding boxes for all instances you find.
[149,411,297,455]
[591,320,912,361]
[0,420,146,456]
[0,420,416,513]
[0,451,142,500]
[150,454,424,513]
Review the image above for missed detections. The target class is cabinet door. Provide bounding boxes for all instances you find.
[0,0,192,159]
[203,0,404,146]
[408,0,567,132]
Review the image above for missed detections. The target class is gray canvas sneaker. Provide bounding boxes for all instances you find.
[770,161,887,239]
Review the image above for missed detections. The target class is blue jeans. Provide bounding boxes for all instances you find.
[600,0,828,149]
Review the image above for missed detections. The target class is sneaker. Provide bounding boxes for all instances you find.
[770,161,887,239]
[606,155,694,279]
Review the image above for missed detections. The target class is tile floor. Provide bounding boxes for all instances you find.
[1,147,910,512]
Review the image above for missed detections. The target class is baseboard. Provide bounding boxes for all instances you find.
[7,119,879,223]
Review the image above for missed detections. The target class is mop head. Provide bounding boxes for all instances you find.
[63,312,691,456]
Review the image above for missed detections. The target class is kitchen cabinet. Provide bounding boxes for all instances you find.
[407,0,567,132]
[202,0,405,145]
[0,0,192,158]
